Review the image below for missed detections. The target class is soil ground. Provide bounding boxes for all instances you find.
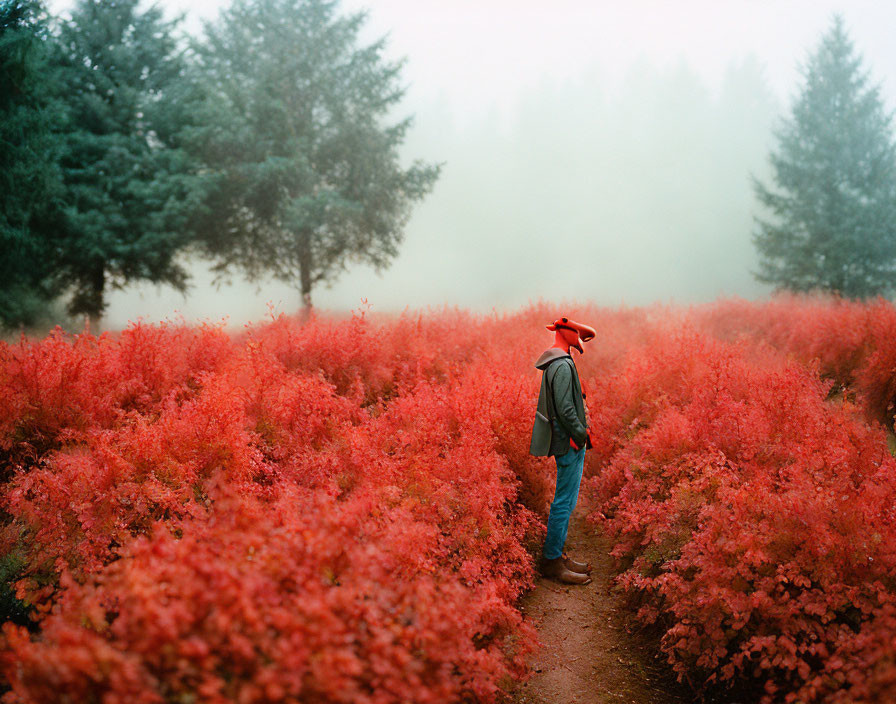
[511,513,697,704]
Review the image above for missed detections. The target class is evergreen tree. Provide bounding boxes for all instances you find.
[188,0,440,311]
[752,16,896,298]
[49,0,201,323]
[0,0,64,329]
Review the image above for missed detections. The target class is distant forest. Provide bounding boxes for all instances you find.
[4,3,896,331]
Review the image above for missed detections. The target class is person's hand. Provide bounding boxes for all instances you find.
[570,433,592,451]
[570,436,589,451]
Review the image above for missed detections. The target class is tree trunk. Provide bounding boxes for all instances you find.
[81,266,106,333]
[299,234,313,320]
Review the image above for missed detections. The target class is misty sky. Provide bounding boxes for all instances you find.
[48,0,896,330]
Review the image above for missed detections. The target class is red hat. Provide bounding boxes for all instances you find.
[546,317,596,353]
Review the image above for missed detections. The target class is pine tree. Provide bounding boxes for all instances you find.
[187,0,440,312]
[0,0,65,329]
[49,0,201,324]
[752,15,896,298]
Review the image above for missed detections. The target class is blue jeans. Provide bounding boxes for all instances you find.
[543,446,586,560]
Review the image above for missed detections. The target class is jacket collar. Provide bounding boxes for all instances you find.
[534,347,571,370]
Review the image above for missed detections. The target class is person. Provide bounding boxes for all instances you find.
[530,316,596,585]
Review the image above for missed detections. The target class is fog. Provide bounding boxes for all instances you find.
[46,0,896,329]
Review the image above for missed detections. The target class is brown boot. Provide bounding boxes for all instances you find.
[563,553,592,575]
[540,556,592,585]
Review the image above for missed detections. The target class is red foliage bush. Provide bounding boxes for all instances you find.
[4,299,896,703]
[0,308,550,703]
[584,325,896,703]
[2,484,535,704]
[697,296,896,427]
[0,320,234,471]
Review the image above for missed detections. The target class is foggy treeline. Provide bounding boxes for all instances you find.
[9,1,895,330]
[111,55,779,325]
[401,57,779,307]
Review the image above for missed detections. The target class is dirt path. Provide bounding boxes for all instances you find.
[512,513,695,704]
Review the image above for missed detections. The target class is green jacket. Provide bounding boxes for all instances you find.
[529,348,588,457]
